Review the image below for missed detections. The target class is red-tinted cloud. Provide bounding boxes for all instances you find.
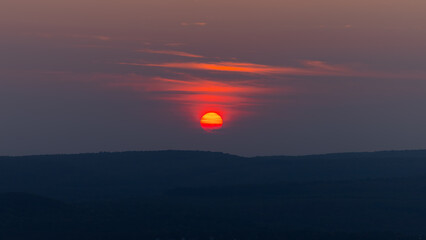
[121,61,353,76]
[139,49,204,58]
[181,22,207,26]
[109,75,278,123]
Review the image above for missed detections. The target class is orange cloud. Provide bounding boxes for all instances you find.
[112,76,272,95]
[181,22,207,26]
[139,49,204,58]
[109,76,277,116]
[163,94,251,105]
[121,61,353,76]
[150,77,271,95]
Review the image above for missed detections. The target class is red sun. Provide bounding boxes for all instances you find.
[200,112,223,131]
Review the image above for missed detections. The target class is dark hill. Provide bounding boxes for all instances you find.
[1,150,426,200]
[1,150,426,239]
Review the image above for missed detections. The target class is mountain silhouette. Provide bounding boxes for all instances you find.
[1,150,426,239]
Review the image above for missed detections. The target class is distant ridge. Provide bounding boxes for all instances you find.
[1,149,426,238]
[3,148,426,158]
[0,149,239,158]
[257,149,426,159]
[1,149,426,201]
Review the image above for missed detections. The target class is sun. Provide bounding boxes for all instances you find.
[200,112,223,131]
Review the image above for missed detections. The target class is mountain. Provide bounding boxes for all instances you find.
[2,150,426,201]
[1,150,426,239]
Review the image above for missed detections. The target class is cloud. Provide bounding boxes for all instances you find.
[67,34,112,41]
[181,22,207,26]
[164,43,184,47]
[120,61,353,76]
[119,59,426,81]
[114,59,426,120]
[108,75,278,113]
[111,76,272,96]
[149,77,270,94]
[29,32,112,42]
[139,49,204,58]
[91,35,111,41]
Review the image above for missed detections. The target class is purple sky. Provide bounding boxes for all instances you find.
[1,0,426,156]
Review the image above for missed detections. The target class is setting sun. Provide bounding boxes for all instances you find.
[200,112,223,131]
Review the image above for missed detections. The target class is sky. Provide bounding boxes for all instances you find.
[1,0,426,156]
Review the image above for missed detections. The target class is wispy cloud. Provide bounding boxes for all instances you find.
[114,58,426,121]
[31,32,112,41]
[181,22,207,27]
[120,61,353,76]
[148,77,270,94]
[111,76,272,96]
[164,43,184,47]
[109,75,277,111]
[138,49,204,58]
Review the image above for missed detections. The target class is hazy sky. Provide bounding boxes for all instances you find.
[1,0,426,156]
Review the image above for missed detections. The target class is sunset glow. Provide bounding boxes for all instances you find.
[2,0,426,156]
